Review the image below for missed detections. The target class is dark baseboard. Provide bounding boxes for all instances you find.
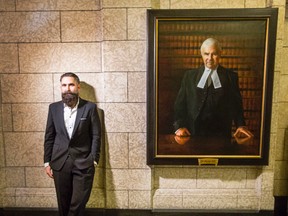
[0,208,274,216]
[274,196,288,216]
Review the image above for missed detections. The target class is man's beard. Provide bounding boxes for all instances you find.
[62,92,79,107]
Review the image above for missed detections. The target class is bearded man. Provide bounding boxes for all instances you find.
[44,72,101,216]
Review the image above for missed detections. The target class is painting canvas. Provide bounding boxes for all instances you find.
[147,8,278,165]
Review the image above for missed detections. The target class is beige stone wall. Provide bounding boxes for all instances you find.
[0,0,287,211]
[274,0,288,197]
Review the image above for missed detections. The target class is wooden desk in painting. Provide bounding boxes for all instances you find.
[157,134,259,157]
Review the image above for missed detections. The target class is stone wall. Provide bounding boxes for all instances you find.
[0,0,287,211]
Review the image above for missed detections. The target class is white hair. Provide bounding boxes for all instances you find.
[200,38,222,54]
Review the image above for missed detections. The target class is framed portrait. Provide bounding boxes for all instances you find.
[147,8,278,165]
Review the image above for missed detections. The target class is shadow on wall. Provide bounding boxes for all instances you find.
[80,81,98,103]
[78,81,104,208]
[79,81,115,209]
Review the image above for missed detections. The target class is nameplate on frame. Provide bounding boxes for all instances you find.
[198,158,219,166]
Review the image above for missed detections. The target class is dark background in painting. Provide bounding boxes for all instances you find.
[157,19,266,145]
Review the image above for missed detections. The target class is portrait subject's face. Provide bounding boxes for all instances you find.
[201,45,221,70]
[61,76,80,107]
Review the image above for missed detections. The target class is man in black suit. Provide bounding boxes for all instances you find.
[174,38,252,139]
[44,72,101,216]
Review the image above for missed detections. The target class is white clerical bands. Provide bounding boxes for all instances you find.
[197,69,222,89]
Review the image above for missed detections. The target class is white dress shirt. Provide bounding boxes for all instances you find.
[64,101,79,139]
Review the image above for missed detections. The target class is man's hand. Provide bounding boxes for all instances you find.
[45,165,53,178]
[174,135,190,145]
[233,127,253,138]
[175,128,191,137]
[233,127,254,145]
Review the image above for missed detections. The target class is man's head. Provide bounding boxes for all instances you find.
[60,72,80,107]
[200,38,221,70]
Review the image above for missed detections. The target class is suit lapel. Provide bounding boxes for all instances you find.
[217,65,227,87]
[71,98,86,138]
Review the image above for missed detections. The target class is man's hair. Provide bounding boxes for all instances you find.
[200,38,222,54]
[60,72,80,84]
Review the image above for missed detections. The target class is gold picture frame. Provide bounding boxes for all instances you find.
[147,8,278,165]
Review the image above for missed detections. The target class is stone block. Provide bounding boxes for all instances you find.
[128,72,146,102]
[128,8,146,40]
[12,104,48,132]
[4,132,44,166]
[284,20,288,46]
[273,179,288,196]
[5,167,25,188]
[159,0,170,9]
[106,190,128,208]
[15,188,57,207]
[61,11,102,42]
[102,0,151,8]
[0,136,4,166]
[183,189,237,209]
[0,0,15,11]
[154,167,197,189]
[201,0,244,8]
[1,74,53,103]
[103,103,145,132]
[103,9,127,40]
[3,188,16,207]
[170,0,202,9]
[19,43,101,73]
[0,44,19,73]
[246,169,261,189]
[87,188,105,208]
[261,171,274,191]
[106,169,151,190]
[103,41,146,72]
[237,189,261,209]
[25,167,54,188]
[171,0,244,9]
[282,47,288,74]
[129,133,147,168]
[272,0,286,6]
[245,0,267,8]
[153,189,183,209]
[93,167,105,188]
[276,7,285,40]
[0,12,60,42]
[104,73,127,102]
[2,104,12,131]
[274,160,288,180]
[260,189,274,210]
[105,133,129,168]
[16,0,101,11]
[277,102,288,129]
[129,190,151,209]
[274,40,283,72]
[196,168,247,189]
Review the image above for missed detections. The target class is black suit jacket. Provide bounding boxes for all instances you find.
[44,98,101,171]
[173,65,245,137]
